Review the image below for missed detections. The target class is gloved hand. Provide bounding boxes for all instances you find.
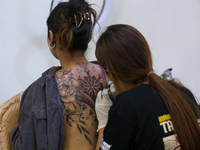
[95,88,113,132]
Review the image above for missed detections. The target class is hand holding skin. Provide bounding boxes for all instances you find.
[95,88,113,132]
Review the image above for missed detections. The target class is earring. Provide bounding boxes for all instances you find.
[49,43,55,49]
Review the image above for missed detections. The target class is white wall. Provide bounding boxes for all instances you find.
[0,0,58,104]
[0,0,200,105]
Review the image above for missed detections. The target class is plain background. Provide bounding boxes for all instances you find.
[0,0,200,105]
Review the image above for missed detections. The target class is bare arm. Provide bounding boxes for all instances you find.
[95,128,104,150]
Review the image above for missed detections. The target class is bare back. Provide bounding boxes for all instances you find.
[55,62,107,150]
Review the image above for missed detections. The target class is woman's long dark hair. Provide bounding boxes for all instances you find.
[47,0,97,52]
[95,24,200,149]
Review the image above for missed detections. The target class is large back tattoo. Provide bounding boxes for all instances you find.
[55,66,105,145]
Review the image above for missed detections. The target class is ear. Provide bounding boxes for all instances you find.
[88,31,93,43]
[49,30,55,44]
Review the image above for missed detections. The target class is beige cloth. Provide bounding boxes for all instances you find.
[0,92,23,150]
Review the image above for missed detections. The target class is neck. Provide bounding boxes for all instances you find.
[118,82,135,93]
[58,50,88,69]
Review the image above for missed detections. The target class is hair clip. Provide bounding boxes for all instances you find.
[74,12,83,28]
[74,12,91,28]
[83,12,90,20]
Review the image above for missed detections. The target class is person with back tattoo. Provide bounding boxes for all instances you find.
[9,1,107,149]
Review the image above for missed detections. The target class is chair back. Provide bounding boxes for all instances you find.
[0,92,23,150]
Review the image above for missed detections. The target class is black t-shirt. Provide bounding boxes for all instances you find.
[100,84,199,150]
